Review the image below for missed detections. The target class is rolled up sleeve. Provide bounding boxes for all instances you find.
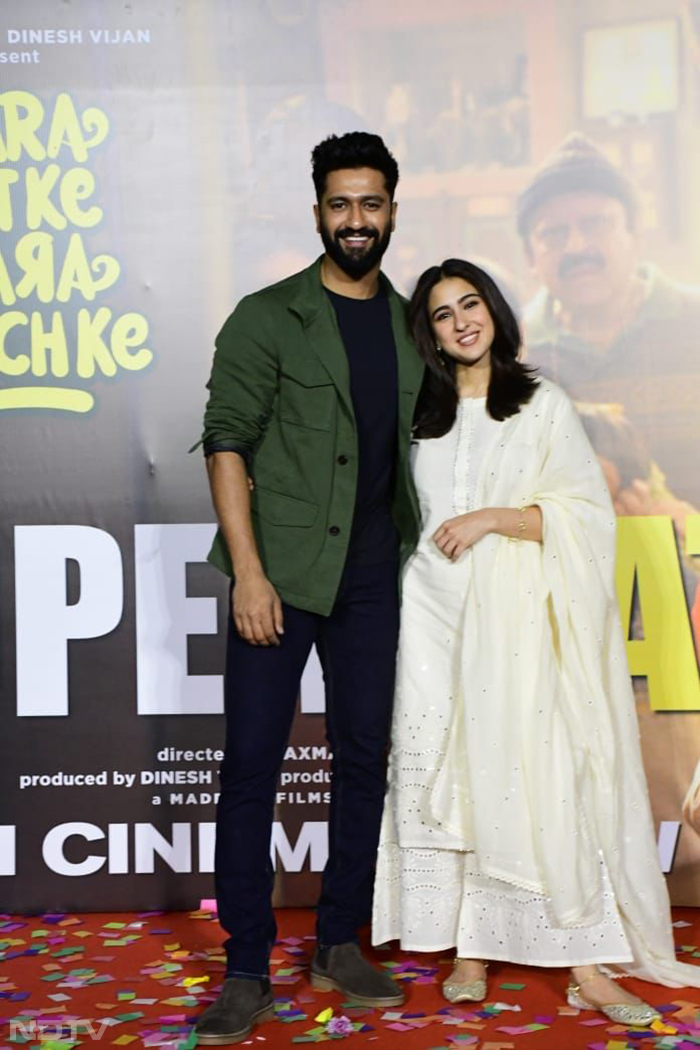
[198,295,279,459]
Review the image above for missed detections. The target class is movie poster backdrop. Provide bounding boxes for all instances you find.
[1,0,699,912]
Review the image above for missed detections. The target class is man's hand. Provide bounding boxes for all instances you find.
[232,570,284,646]
[433,510,492,560]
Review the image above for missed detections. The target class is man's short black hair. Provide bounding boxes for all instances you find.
[311,132,399,201]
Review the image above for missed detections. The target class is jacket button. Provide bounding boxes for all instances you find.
[337,454,348,465]
[329,525,340,536]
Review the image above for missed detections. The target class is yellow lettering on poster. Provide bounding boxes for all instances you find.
[111,313,151,371]
[30,311,69,378]
[0,90,109,163]
[0,249,16,303]
[25,164,66,229]
[10,232,120,303]
[59,168,102,227]
[14,232,58,302]
[76,307,117,378]
[0,90,151,411]
[0,169,19,231]
[615,517,700,711]
[46,94,109,162]
[688,515,700,559]
[0,311,30,374]
[55,234,120,302]
[0,90,45,162]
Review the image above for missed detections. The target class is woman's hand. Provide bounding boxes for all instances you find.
[433,509,493,560]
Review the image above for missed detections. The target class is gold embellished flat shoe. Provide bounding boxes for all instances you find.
[566,980,661,1027]
[442,959,488,1004]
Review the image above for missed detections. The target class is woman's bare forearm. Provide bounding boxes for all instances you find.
[485,505,543,543]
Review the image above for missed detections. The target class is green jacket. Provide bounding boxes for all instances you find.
[200,256,424,616]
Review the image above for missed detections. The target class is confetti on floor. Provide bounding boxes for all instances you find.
[2,909,700,1048]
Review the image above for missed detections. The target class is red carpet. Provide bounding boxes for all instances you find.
[3,907,700,1049]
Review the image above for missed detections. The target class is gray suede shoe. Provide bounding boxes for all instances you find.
[311,942,404,1007]
[194,978,275,1044]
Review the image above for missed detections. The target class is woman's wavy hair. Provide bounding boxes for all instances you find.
[410,258,539,437]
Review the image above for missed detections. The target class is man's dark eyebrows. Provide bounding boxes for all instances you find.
[326,194,386,204]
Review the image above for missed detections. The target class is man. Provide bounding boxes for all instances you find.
[519,132,700,515]
[194,132,423,1044]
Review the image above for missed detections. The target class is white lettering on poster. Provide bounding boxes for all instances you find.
[33,820,326,875]
[133,823,192,873]
[13,523,327,717]
[0,819,682,877]
[300,644,325,714]
[198,821,215,872]
[107,823,128,874]
[270,821,328,872]
[169,792,219,805]
[658,820,682,873]
[140,769,213,785]
[42,820,106,876]
[14,524,123,716]
[19,771,109,788]
[0,826,16,875]
[134,523,221,715]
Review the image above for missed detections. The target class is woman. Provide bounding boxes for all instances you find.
[372,259,700,1023]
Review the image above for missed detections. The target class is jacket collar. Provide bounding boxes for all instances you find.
[288,255,423,406]
[288,254,405,323]
[288,256,327,324]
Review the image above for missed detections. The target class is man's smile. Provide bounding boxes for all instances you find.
[336,226,377,252]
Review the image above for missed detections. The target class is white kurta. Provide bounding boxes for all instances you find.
[372,382,700,986]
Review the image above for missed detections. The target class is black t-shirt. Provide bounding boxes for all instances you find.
[326,286,399,565]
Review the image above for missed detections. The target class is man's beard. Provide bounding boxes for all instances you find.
[319,220,393,279]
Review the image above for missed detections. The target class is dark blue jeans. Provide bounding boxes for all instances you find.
[214,560,399,978]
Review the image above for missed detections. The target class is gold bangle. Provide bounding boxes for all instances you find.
[516,507,526,536]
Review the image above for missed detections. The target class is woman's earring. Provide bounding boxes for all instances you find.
[436,343,446,367]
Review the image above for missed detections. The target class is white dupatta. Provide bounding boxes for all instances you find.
[428,379,699,987]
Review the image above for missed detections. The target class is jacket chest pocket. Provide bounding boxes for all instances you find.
[279,358,335,431]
